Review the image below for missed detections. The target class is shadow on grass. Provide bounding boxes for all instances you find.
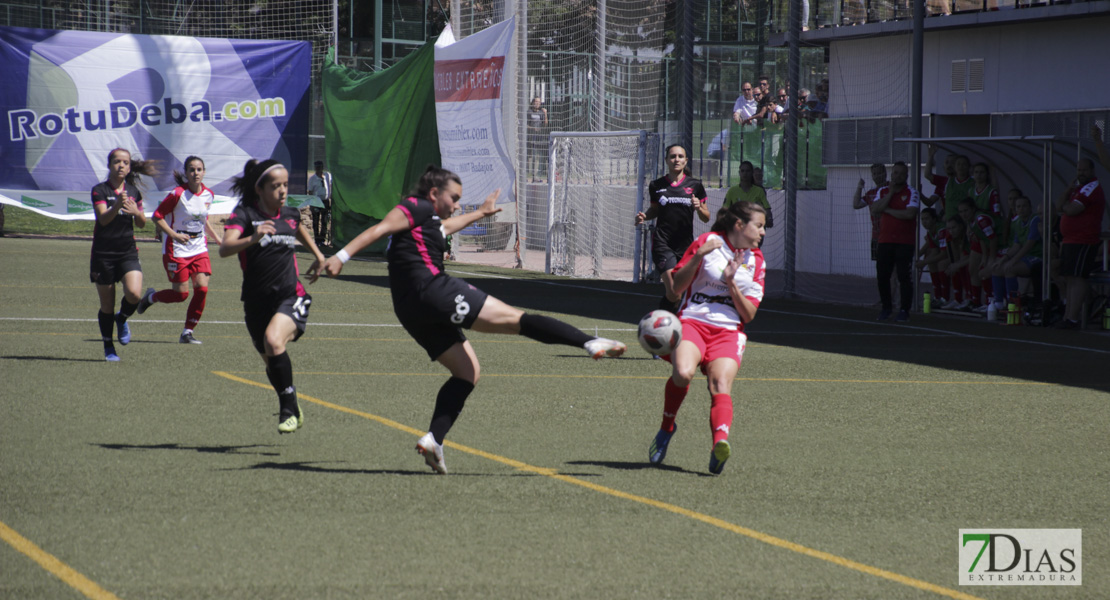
[1,355,105,363]
[93,442,280,456]
[236,460,598,477]
[565,460,707,476]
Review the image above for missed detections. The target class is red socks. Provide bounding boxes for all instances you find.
[660,378,688,432]
[185,286,207,330]
[153,289,189,303]
[710,394,733,445]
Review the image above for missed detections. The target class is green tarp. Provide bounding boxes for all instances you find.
[322,44,441,250]
[727,119,825,190]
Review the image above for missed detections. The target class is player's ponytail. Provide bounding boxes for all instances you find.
[172,156,205,189]
[711,200,765,234]
[232,158,283,209]
[408,164,462,199]
[107,148,159,189]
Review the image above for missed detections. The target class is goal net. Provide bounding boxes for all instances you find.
[544,131,659,282]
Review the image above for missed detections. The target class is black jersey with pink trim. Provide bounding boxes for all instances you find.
[90,180,144,257]
[648,174,707,252]
[225,203,305,303]
[387,196,446,288]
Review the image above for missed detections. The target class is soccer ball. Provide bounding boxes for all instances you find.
[637,310,682,355]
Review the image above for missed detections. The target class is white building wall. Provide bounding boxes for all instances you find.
[830,16,1110,119]
[828,36,912,118]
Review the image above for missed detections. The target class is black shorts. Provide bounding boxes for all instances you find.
[652,243,682,275]
[393,274,489,360]
[1059,243,1099,278]
[243,293,312,354]
[90,253,141,285]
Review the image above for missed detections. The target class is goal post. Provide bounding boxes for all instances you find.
[545,130,660,282]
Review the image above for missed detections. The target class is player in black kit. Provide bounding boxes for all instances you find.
[316,165,627,474]
[220,159,327,434]
[90,148,157,361]
[635,144,710,311]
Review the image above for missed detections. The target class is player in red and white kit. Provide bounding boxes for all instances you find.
[137,156,223,344]
[646,201,767,475]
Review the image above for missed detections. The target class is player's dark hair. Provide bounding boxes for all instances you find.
[172,156,205,189]
[107,148,159,189]
[232,158,284,209]
[921,207,938,220]
[408,165,462,199]
[664,144,691,176]
[712,200,765,234]
[972,162,991,179]
[870,163,886,172]
[958,198,977,213]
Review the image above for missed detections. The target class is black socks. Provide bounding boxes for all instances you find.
[267,352,297,417]
[98,311,115,348]
[519,313,592,347]
[429,377,475,444]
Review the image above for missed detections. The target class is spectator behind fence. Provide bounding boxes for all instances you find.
[307,160,333,246]
[916,207,950,305]
[807,80,829,119]
[957,198,999,311]
[940,154,974,223]
[940,215,972,309]
[997,195,1043,303]
[706,129,729,159]
[732,83,759,126]
[773,88,789,123]
[1054,158,1105,329]
[852,163,889,262]
[870,161,920,321]
[723,161,772,230]
[527,97,548,182]
[923,144,955,210]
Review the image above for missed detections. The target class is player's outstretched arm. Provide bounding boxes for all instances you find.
[317,206,411,279]
[442,189,502,236]
[295,223,326,280]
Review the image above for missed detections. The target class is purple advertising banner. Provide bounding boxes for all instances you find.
[1,26,310,203]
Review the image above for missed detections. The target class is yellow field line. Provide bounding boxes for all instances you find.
[212,370,986,600]
[221,370,1054,386]
[0,521,122,600]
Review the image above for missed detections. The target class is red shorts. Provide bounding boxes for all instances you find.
[163,253,211,283]
[665,318,747,370]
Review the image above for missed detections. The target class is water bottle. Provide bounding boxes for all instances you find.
[923,293,931,314]
[1007,303,1017,325]
[1104,307,1110,330]
[987,302,997,322]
